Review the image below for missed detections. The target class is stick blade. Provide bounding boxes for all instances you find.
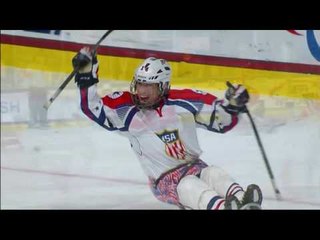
[43,100,52,110]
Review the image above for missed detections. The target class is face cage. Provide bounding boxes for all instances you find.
[130,79,170,109]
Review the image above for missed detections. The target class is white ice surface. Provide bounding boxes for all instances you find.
[1,96,320,209]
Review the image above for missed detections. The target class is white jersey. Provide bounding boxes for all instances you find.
[79,85,239,180]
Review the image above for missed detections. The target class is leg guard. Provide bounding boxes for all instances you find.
[177,175,225,209]
[200,165,242,196]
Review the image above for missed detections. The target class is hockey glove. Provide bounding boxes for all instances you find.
[222,83,249,114]
[73,47,99,89]
[72,47,93,70]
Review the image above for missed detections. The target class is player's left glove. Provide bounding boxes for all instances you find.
[222,82,249,114]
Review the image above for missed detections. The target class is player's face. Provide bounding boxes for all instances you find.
[136,82,160,107]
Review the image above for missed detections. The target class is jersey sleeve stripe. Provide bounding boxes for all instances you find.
[166,99,198,116]
[119,107,139,132]
[80,88,117,131]
[80,88,96,121]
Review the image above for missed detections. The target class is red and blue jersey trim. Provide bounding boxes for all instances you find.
[80,89,137,131]
[168,89,217,105]
[101,91,134,109]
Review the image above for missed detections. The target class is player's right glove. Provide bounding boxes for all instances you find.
[72,47,99,89]
[72,47,92,70]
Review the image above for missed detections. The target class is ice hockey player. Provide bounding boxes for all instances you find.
[72,47,263,210]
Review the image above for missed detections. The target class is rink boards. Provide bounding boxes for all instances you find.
[1,33,319,126]
[1,34,319,100]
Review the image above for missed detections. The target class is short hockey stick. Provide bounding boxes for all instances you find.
[226,81,282,200]
[43,30,114,110]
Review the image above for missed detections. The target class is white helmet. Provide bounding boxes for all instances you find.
[130,57,171,98]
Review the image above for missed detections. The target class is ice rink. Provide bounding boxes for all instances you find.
[1,88,320,210]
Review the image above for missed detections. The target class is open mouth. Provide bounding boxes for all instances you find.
[139,96,149,102]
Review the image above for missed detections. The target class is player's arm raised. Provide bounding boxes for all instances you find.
[72,47,120,131]
[195,84,249,133]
